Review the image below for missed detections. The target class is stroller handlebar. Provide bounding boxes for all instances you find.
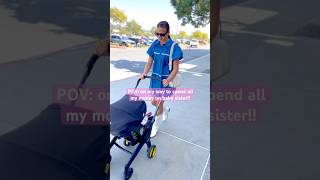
[134,75,164,89]
[143,75,162,81]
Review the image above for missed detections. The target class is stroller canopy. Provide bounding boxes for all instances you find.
[110,95,146,135]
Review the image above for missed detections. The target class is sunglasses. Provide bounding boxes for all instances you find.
[154,31,168,37]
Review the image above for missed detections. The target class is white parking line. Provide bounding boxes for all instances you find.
[178,53,210,76]
[159,130,209,152]
[200,154,210,180]
[179,63,197,70]
[180,69,210,76]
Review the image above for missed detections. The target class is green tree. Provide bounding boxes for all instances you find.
[150,26,156,34]
[144,30,152,37]
[178,31,187,39]
[191,30,203,39]
[124,20,144,36]
[171,0,210,28]
[201,32,208,41]
[190,30,208,41]
[110,7,127,33]
[171,34,178,40]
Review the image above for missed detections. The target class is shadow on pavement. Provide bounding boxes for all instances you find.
[182,49,210,62]
[212,0,320,179]
[0,0,107,38]
[111,60,145,74]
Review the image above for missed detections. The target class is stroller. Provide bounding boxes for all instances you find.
[110,75,163,180]
[0,54,109,180]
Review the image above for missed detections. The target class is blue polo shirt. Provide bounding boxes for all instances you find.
[147,38,183,88]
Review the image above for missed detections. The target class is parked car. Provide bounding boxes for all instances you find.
[182,39,190,44]
[176,39,183,44]
[111,34,124,46]
[122,36,136,46]
[128,37,141,47]
[190,39,199,48]
[140,37,149,46]
[139,37,147,46]
[146,39,153,46]
[111,34,135,47]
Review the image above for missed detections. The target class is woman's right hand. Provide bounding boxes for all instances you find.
[140,73,147,79]
[94,39,109,56]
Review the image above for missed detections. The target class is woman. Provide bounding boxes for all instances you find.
[140,21,183,137]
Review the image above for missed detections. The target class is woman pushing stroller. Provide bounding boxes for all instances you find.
[140,21,183,137]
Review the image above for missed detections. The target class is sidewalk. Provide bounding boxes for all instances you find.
[0,43,107,135]
[213,0,320,179]
[110,55,210,180]
[0,2,104,64]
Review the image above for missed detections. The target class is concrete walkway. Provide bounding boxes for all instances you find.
[0,1,107,64]
[110,54,210,180]
[213,0,320,179]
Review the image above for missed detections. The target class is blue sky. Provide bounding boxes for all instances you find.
[110,0,210,36]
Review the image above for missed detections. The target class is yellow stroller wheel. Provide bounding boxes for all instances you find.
[147,145,157,159]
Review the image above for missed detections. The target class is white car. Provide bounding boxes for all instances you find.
[190,39,199,48]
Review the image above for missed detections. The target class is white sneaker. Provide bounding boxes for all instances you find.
[141,116,148,126]
[150,114,163,138]
[162,106,170,121]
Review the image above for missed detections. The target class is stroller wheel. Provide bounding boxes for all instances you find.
[124,139,131,146]
[147,145,157,159]
[124,168,133,180]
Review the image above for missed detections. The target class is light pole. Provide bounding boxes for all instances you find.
[176,18,179,41]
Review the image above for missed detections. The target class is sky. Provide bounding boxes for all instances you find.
[110,0,210,36]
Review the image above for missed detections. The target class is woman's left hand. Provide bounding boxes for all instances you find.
[163,79,170,87]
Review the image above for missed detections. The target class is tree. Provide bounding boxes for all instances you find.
[171,34,178,40]
[171,0,210,28]
[110,7,127,24]
[201,32,209,41]
[124,20,144,36]
[150,26,156,34]
[178,31,187,39]
[144,30,152,37]
[191,30,208,41]
[191,30,203,39]
[110,7,127,33]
